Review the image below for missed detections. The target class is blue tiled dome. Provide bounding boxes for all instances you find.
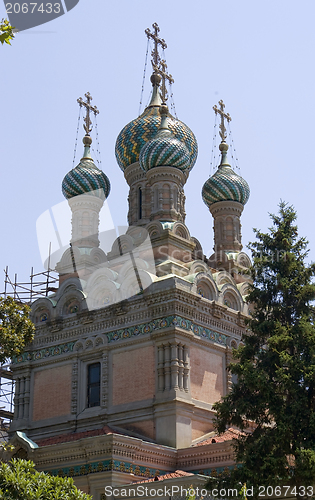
[115,90,197,171]
[139,106,191,172]
[62,137,110,201]
[202,142,250,207]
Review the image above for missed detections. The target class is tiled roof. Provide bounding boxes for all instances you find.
[139,470,194,483]
[193,428,242,447]
[36,425,114,447]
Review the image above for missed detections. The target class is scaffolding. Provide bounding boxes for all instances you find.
[2,266,59,303]
[0,267,59,442]
[0,363,14,445]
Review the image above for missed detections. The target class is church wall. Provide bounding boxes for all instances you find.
[118,419,155,440]
[191,419,214,441]
[153,243,192,264]
[190,346,224,404]
[32,364,72,421]
[111,345,155,406]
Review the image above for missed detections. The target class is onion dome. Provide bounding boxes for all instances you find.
[115,76,198,172]
[62,135,111,201]
[139,104,191,172]
[202,142,250,208]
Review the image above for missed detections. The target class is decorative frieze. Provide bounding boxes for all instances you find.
[13,316,228,367]
[47,459,160,479]
[106,315,227,345]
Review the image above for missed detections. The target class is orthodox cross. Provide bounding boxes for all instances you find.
[77,92,99,136]
[145,22,167,70]
[153,59,174,103]
[213,99,231,142]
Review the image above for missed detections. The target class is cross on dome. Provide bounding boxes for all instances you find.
[153,59,174,104]
[77,92,99,136]
[145,22,167,71]
[213,99,231,142]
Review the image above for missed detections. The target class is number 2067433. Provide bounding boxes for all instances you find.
[5,3,61,14]
[259,486,313,497]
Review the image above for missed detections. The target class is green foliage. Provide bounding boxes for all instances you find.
[0,296,35,364]
[211,202,315,492]
[0,19,15,45]
[0,459,91,499]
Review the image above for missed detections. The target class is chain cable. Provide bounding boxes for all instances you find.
[210,114,218,175]
[72,106,81,168]
[138,38,150,116]
[94,114,102,167]
[227,121,240,172]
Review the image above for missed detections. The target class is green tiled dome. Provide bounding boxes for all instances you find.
[115,91,197,171]
[139,106,191,172]
[202,142,250,207]
[62,137,110,201]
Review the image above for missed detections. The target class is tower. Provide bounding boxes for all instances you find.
[8,24,251,499]
[202,100,251,280]
[57,92,110,282]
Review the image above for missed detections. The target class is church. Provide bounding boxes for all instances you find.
[7,23,252,499]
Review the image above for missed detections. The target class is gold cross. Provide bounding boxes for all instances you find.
[213,99,231,142]
[145,22,167,70]
[77,92,99,136]
[153,59,174,103]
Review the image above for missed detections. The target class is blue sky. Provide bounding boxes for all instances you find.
[1,0,314,288]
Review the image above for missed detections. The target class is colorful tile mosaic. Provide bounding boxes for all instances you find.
[115,106,198,171]
[106,315,227,346]
[139,129,190,172]
[62,159,110,200]
[14,316,226,364]
[47,459,237,480]
[202,165,250,207]
[47,459,159,478]
[12,342,75,364]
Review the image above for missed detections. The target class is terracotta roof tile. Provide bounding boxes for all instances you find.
[36,425,114,447]
[193,428,242,446]
[139,470,194,483]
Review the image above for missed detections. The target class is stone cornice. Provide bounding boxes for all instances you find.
[209,200,244,217]
[177,442,235,470]
[29,433,236,478]
[25,282,247,356]
[146,166,186,186]
[124,162,147,186]
[34,433,177,470]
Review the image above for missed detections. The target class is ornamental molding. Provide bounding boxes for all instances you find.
[124,162,147,185]
[210,201,244,217]
[147,172,186,186]
[106,315,228,345]
[13,314,229,365]
[12,342,75,365]
[33,433,234,479]
[34,434,177,467]
[29,284,246,350]
[68,197,104,211]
